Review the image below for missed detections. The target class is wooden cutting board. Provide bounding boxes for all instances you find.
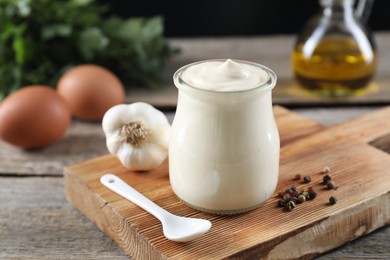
[64,106,390,259]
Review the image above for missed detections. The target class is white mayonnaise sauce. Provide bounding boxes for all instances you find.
[181,59,270,91]
[170,59,279,214]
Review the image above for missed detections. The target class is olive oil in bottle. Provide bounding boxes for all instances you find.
[292,0,377,97]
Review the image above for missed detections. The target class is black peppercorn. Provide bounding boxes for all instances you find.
[303,176,311,183]
[308,190,317,200]
[329,196,337,205]
[290,197,298,205]
[323,175,331,184]
[278,199,286,207]
[291,190,300,198]
[285,188,294,195]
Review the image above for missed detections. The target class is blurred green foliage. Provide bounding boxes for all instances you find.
[0,0,178,99]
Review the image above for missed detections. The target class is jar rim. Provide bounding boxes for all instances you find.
[320,0,355,6]
[173,59,277,95]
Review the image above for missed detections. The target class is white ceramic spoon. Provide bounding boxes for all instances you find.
[100,174,212,242]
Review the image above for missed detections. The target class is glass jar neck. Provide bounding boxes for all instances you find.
[320,0,355,16]
[320,0,355,6]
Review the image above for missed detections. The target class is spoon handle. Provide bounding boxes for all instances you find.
[100,173,169,221]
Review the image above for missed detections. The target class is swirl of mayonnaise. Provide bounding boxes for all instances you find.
[180,59,269,92]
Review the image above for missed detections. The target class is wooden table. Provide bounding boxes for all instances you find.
[1,33,390,259]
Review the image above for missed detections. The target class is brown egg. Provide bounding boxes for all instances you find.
[57,64,125,121]
[0,86,71,149]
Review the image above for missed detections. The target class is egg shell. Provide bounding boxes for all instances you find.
[57,64,125,121]
[0,86,71,149]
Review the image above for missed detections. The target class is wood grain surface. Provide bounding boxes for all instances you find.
[0,120,106,176]
[1,106,389,259]
[64,106,390,259]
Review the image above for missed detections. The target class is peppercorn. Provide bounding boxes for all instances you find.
[290,197,298,205]
[278,191,285,198]
[282,193,292,201]
[327,180,336,190]
[308,186,314,192]
[291,186,297,192]
[297,194,306,203]
[322,166,331,174]
[301,190,310,200]
[278,199,286,208]
[291,190,300,198]
[284,200,296,211]
[329,196,337,205]
[293,174,301,181]
[303,176,311,183]
[308,190,317,200]
[323,175,331,184]
[285,188,294,195]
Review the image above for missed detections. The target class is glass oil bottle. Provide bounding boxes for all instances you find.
[292,0,377,97]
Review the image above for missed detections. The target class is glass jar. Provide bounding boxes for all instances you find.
[169,59,280,214]
[292,0,377,97]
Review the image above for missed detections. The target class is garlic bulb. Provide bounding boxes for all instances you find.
[102,102,170,171]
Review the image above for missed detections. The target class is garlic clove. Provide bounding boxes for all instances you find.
[151,127,170,150]
[118,143,167,171]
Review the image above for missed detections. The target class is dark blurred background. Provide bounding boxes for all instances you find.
[98,0,389,37]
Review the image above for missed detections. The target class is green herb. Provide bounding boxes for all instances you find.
[0,0,178,99]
